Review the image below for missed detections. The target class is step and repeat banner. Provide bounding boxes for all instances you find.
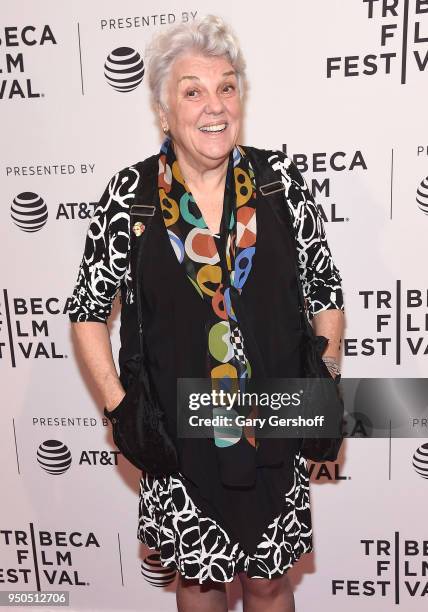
[1,1,427,610]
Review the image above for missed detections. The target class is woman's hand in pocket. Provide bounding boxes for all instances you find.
[105,387,126,413]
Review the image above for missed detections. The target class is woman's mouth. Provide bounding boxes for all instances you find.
[198,123,228,133]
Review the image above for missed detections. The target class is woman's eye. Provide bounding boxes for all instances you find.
[186,89,199,98]
[222,84,235,94]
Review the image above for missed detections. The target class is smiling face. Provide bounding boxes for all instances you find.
[158,51,242,172]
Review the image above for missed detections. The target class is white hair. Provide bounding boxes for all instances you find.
[145,14,247,110]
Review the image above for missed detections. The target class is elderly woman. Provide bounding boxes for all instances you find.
[69,14,344,612]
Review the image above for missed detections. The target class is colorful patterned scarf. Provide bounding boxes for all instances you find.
[158,136,259,486]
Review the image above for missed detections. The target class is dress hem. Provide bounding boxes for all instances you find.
[137,531,313,584]
[136,452,313,585]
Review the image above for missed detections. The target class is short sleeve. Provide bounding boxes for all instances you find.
[68,166,140,322]
[269,151,344,319]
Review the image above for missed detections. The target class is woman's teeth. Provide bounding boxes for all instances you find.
[199,124,227,133]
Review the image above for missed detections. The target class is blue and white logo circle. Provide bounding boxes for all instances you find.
[11,192,48,232]
[104,47,145,92]
[416,176,428,215]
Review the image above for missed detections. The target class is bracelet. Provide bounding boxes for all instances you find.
[321,356,341,378]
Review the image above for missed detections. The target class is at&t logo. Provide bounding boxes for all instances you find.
[10,193,97,232]
[11,192,48,232]
[36,440,120,474]
[412,443,428,478]
[104,47,145,92]
[416,175,428,215]
[141,553,176,586]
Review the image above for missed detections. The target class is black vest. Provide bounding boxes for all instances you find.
[118,147,304,554]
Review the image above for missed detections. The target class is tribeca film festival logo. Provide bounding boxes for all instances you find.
[36,440,120,473]
[0,25,57,100]
[327,0,428,83]
[282,144,367,222]
[308,460,350,481]
[0,525,99,587]
[345,282,428,362]
[0,292,74,365]
[332,532,428,601]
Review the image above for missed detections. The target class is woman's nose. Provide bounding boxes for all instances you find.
[204,91,225,114]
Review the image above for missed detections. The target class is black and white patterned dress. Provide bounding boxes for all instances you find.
[138,454,312,582]
[69,147,343,584]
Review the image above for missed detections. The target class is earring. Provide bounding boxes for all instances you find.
[162,125,169,134]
